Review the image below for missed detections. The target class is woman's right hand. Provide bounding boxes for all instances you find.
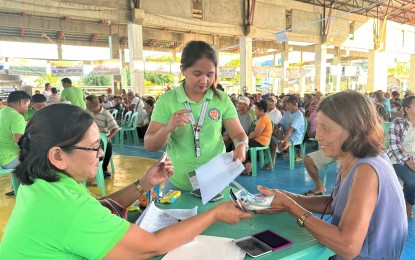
[212,201,252,224]
[254,185,289,215]
[166,109,192,132]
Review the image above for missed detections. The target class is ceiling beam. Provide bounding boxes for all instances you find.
[0,13,111,35]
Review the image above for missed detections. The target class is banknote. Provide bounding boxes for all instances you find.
[233,189,274,210]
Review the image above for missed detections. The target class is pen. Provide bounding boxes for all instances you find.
[230,189,253,227]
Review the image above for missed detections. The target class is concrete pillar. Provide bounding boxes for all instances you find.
[367,50,388,92]
[299,52,305,95]
[239,36,253,94]
[331,47,341,93]
[314,44,327,94]
[57,43,62,60]
[410,54,415,91]
[281,45,289,93]
[109,23,121,95]
[172,51,179,87]
[127,23,145,96]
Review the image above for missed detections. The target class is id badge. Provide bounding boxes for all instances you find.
[187,170,200,190]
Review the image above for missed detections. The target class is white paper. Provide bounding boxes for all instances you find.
[135,202,198,233]
[195,151,245,204]
[162,235,245,260]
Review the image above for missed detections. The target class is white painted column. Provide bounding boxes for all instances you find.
[314,44,327,94]
[410,54,415,91]
[281,49,289,93]
[109,23,121,95]
[332,47,341,93]
[127,23,145,96]
[239,36,253,94]
[367,50,388,92]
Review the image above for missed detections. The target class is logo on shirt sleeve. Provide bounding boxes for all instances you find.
[208,108,221,120]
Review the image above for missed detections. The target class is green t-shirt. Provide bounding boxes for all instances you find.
[0,106,26,166]
[0,174,130,259]
[61,86,86,110]
[151,83,238,190]
[23,107,35,121]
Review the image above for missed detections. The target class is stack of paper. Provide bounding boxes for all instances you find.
[135,202,198,233]
[162,235,245,260]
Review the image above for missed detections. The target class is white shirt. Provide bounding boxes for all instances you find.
[103,101,113,110]
[267,107,282,125]
[43,90,52,99]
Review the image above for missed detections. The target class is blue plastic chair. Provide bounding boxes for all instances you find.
[119,112,140,147]
[249,133,273,177]
[287,118,308,170]
[0,166,20,194]
[83,133,108,196]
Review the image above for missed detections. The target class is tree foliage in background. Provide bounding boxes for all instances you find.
[80,72,112,86]
[144,73,173,86]
[34,74,59,87]
[388,62,409,77]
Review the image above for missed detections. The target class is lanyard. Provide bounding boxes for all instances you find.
[184,100,209,157]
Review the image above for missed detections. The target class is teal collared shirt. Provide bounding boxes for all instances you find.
[151,83,237,190]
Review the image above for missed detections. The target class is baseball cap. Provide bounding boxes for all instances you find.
[285,94,299,104]
[267,96,278,102]
[237,96,250,106]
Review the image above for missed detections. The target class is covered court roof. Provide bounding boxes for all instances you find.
[294,0,415,25]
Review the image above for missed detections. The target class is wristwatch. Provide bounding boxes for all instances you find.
[297,211,312,227]
[235,140,249,153]
[134,178,146,196]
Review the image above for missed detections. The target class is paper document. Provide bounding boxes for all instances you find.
[135,202,198,233]
[195,151,245,204]
[162,235,245,260]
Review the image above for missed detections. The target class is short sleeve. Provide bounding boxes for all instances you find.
[290,113,303,130]
[106,112,119,132]
[221,94,237,120]
[62,197,130,260]
[151,97,171,124]
[60,89,67,101]
[10,114,26,135]
[256,116,267,129]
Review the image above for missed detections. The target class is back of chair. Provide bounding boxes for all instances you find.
[130,112,139,128]
[111,110,118,121]
[100,133,108,158]
[383,122,392,149]
[121,111,132,126]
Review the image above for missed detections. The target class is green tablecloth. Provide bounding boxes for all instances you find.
[153,187,334,259]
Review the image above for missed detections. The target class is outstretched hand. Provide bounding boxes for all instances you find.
[166,109,192,132]
[254,185,287,215]
[212,201,252,224]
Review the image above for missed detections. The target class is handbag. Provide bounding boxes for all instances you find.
[100,198,128,219]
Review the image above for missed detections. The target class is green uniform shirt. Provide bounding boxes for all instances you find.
[0,106,26,166]
[151,83,238,190]
[23,107,35,121]
[61,86,86,109]
[0,174,130,259]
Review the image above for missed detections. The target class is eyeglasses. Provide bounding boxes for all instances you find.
[61,140,103,158]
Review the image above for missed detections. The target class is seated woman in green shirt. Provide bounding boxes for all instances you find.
[0,104,251,259]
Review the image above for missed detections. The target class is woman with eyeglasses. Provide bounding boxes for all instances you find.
[254,91,407,259]
[0,104,251,259]
[388,95,415,219]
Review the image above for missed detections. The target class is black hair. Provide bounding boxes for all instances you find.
[145,98,155,107]
[7,90,31,104]
[15,104,94,185]
[51,87,58,94]
[61,77,72,84]
[254,100,268,112]
[181,41,221,99]
[31,94,47,103]
[402,95,415,117]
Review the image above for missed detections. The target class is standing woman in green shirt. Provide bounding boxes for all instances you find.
[145,41,249,192]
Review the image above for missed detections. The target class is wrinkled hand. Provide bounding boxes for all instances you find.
[212,201,252,224]
[166,109,192,132]
[233,143,246,162]
[253,185,287,215]
[140,156,174,191]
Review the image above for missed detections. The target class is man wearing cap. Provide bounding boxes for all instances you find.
[268,94,305,165]
[223,96,253,152]
[266,96,282,126]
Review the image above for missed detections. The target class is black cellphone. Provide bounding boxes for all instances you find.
[252,230,293,251]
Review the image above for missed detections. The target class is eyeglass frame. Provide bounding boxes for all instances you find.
[60,140,104,158]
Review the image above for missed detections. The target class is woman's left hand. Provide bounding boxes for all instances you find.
[140,156,174,191]
[253,185,288,215]
[233,143,246,162]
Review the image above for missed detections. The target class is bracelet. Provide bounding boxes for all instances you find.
[297,211,312,227]
[235,141,249,152]
[134,179,146,196]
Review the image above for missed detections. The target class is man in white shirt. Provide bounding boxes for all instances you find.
[266,96,282,125]
[102,96,113,110]
[127,91,146,125]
